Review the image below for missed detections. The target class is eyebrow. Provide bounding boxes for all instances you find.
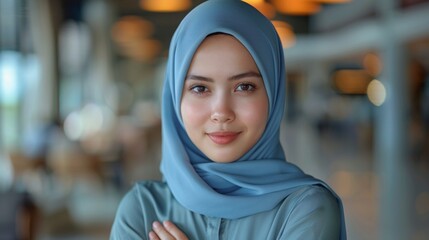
[186,71,262,82]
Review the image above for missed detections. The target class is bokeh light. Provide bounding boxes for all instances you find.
[140,0,191,12]
[272,20,296,48]
[243,0,276,19]
[363,52,383,77]
[367,79,387,106]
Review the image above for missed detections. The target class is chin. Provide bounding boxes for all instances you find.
[208,152,242,163]
[211,158,237,163]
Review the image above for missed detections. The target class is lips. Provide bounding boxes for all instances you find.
[207,131,240,145]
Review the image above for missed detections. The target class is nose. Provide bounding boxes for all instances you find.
[210,95,235,123]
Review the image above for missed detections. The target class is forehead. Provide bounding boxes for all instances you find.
[198,34,244,49]
[187,34,259,73]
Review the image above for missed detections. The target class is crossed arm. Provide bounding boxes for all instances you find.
[110,184,342,240]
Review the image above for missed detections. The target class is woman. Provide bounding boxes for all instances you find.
[110,1,346,239]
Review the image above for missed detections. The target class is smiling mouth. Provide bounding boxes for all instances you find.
[207,132,240,145]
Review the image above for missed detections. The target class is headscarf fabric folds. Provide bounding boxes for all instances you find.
[160,0,346,238]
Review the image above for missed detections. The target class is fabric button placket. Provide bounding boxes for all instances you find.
[206,217,222,239]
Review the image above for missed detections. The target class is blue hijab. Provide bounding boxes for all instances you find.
[161,0,345,238]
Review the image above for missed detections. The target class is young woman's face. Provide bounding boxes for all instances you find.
[181,34,268,163]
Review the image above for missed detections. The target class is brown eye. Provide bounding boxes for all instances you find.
[235,83,255,92]
[190,85,208,94]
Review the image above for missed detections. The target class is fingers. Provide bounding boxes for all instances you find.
[151,221,172,240]
[163,221,188,240]
[149,221,188,240]
[149,230,160,240]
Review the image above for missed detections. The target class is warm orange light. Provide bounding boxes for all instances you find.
[271,21,295,48]
[111,16,161,62]
[333,69,372,94]
[243,0,264,4]
[243,0,276,19]
[272,0,321,15]
[140,0,191,12]
[121,38,162,62]
[363,52,382,77]
[111,16,154,45]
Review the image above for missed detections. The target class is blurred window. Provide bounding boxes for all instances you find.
[0,0,33,151]
[0,52,21,149]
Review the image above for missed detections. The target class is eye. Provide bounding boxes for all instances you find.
[235,83,256,92]
[190,85,208,94]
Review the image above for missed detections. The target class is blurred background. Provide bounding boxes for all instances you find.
[0,0,428,239]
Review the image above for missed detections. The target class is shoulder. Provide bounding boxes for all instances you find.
[117,181,169,209]
[119,181,173,216]
[288,184,339,210]
[132,180,171,199]
[278,185,341,239]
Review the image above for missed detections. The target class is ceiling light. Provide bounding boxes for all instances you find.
[272,0,321,15]
[140,0,191,12]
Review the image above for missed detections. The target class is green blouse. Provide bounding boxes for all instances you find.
[110,181,341,240]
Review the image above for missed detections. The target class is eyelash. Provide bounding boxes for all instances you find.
[234,82,256,92]
[188,82,257,95]
[188,85,208,95]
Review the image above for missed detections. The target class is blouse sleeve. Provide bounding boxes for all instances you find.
[279,185,341,240]
[110,185,149,240]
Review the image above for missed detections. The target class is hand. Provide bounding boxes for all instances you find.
[149,221,189,240]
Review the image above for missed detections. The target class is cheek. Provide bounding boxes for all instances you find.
[237,99,268,129]
[181,99,208,128]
